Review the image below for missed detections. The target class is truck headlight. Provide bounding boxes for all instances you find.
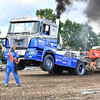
[27,51,36,55]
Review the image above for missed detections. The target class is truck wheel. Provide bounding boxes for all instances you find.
[17,62,25,70]
[74,61,86,75]
[40,55,54,72]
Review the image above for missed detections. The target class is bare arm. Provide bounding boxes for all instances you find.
[0,44,5,52]
[15,58,20,64]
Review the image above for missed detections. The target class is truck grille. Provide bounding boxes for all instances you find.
[10,38,28,48]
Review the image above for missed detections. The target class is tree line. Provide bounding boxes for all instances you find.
[36,8,100,51]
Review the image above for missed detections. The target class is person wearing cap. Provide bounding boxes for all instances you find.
[5,45,21,87]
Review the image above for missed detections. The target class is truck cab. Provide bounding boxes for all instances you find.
[4,16,58,69]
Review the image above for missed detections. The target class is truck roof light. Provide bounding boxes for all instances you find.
[38,15,41,18]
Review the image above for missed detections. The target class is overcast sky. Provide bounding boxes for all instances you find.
[0,0,99,37]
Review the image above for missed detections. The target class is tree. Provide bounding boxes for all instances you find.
[61,19,99,51]
[36,8,56,23]
[61,19,82,50]
[80,24,99,51]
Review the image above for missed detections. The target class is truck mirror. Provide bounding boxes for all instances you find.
[45,25,49,31]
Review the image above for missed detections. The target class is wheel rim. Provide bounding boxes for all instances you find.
[79,65,83,73]
[46,59,52,69]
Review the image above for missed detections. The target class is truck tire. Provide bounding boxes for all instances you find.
[74,61,86,75]
[40,54,54,72]
[17,62,25,70]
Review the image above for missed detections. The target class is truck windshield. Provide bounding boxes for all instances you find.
[8,21,39,34]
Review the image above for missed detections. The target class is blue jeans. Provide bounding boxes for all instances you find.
[5,65,20,84]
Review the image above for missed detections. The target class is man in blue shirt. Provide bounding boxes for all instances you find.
[43,26,47,34]
[5,45,21,87]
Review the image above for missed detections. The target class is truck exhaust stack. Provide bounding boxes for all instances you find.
[56,18,60,35]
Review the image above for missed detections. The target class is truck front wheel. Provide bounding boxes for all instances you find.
[74,61,86,75]
[16,61,25,70]
[40,55,54,72]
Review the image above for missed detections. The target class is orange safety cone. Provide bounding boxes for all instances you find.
[9,51,13,63]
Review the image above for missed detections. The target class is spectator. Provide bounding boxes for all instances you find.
[5,45,21,87]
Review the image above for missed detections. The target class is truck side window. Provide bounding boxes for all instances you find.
[43,24,50,35]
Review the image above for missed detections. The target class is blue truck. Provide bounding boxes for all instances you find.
[3,15,86,75]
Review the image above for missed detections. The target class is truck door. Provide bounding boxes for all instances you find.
[43,24,51,48]
[37,22,47,49]
[39,23,51,48]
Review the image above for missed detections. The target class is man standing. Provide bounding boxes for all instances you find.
[5,45,21,87]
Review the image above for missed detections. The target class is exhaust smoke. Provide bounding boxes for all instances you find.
[84,0,100,25]
[56,0,72,19]
[56,19,60,34]
[56,0,100,26]
[55,0,87,19]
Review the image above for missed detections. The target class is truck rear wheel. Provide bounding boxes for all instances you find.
[40,54,54,72]
[74,61,86,75]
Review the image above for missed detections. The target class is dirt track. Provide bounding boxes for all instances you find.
[1,68,100,100]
